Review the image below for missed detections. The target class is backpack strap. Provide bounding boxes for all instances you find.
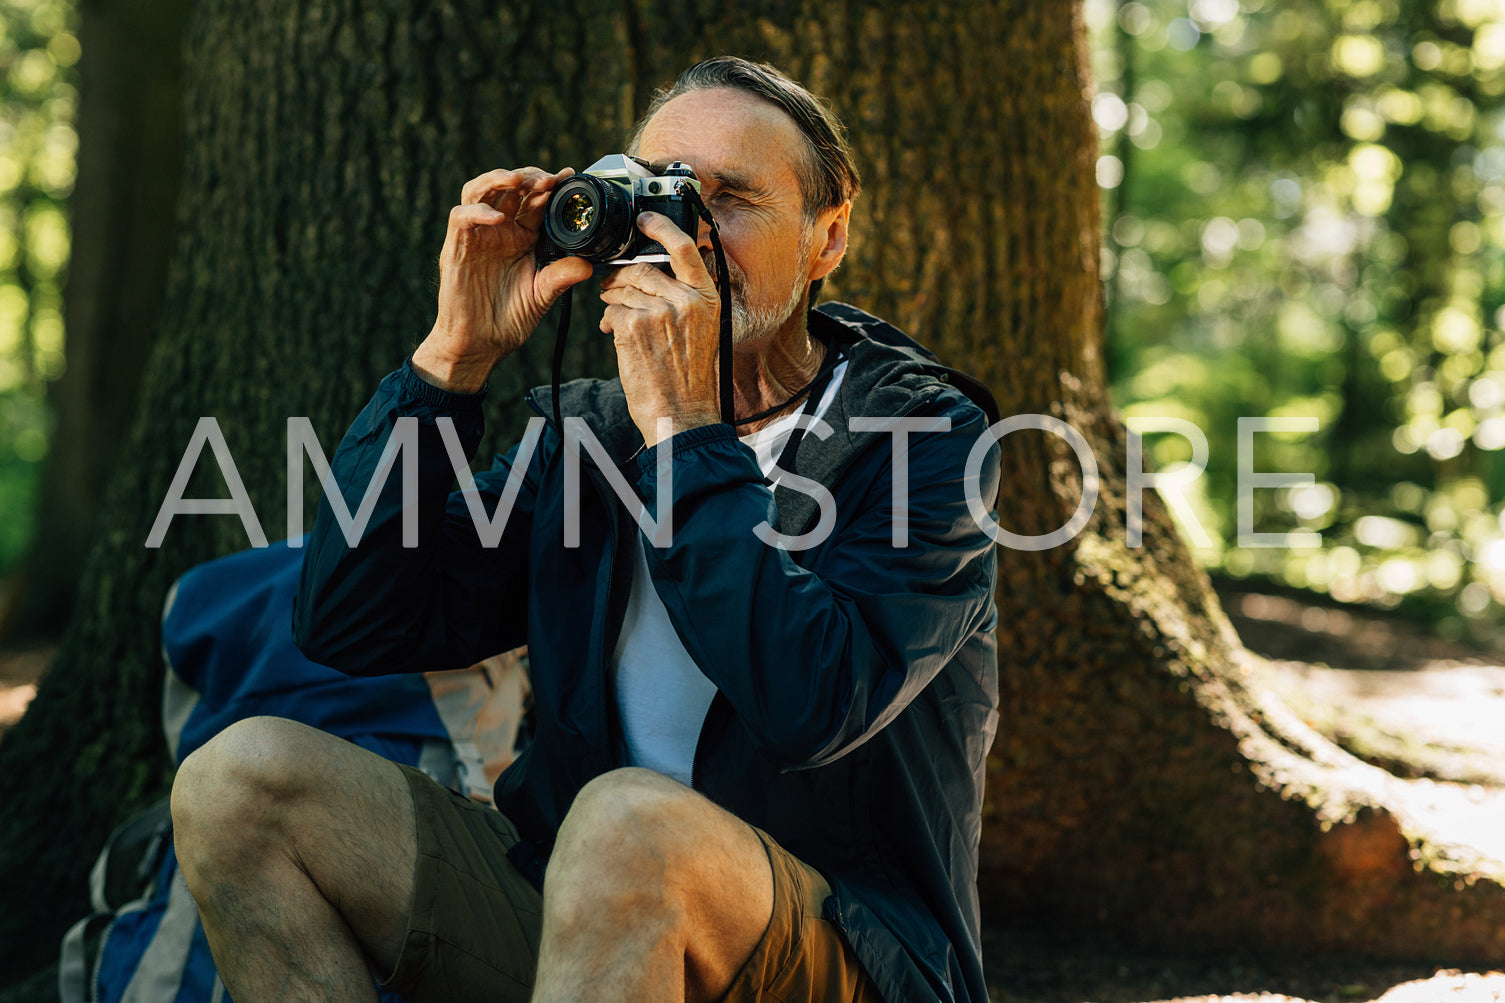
[58,799,174,1003]
[58,913,113,1003]
[116,867,203,1003]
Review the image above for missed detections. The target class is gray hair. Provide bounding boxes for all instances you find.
[626,56,861,218]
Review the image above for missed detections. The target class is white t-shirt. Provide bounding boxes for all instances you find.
[612,359,849,784]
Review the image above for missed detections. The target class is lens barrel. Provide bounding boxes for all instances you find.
[543,175,633,261]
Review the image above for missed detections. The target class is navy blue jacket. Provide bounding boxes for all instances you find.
[294,304,1002,1003]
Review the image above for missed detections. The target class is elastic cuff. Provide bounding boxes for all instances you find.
[400,357,489,411]
[632,422,736,477]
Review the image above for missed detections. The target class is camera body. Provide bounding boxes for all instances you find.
[536,155,701,267]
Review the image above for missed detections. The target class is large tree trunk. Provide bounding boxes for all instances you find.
[2,0,1500,996]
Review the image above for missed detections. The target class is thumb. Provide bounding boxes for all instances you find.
[536,256,594,305]
[637,211,714,294]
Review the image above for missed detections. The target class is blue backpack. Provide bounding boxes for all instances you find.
[59,540,531,1003]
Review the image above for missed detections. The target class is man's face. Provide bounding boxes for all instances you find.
[634,88,818,344]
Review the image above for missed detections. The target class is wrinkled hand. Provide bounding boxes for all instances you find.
[600,212,723,447]
[413,167,593,392]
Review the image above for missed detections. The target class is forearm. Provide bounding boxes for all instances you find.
[293,361,526,674]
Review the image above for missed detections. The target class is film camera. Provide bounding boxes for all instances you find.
[535,154,702,266]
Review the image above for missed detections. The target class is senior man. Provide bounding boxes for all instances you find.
[172,57,1002,1003]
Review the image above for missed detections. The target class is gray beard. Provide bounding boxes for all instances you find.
[703,228,814,343]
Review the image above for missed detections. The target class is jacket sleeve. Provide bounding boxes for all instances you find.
[632,390,1001,769]
[292,360,543,676]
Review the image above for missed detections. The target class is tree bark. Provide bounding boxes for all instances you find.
[2,0,1501,995]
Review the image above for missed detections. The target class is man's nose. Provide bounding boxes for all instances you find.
[695,217,715,255]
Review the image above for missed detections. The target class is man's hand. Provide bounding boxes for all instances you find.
[600,212,723,447]
[412,167,593,393]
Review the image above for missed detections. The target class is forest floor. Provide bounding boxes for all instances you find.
[982,586,1505,1003]
[0,641,47,741]
[2,587,1505,1002]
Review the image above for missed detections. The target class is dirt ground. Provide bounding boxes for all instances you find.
[2,587,1504,1002]
[0,642,47,741]
[982,588,1505,1003]
[983,921,1505,1002]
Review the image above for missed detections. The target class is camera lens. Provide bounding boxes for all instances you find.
[560,192,595,233]
[544,175,632,261]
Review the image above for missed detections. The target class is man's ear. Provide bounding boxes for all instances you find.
[808,202,851,283]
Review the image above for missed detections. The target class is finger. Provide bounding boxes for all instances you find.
[461,169,526,206]
[600,262,689,300]
[598,283,665,311]
[514,188,544,225]
[599,302,656,339]
[462,166,573,207]
[636,212,714,293]
[600,302,625,335]
[495,169,574,222]
[514,187,557,229]
[536,255,594,305]
[446,202,508,233]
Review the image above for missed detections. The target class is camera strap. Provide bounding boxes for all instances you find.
[680,182,736,427]
[550,287,572,435]
[548,184,737,437]
[679,184,832,432]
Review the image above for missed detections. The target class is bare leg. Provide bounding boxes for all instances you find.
[171,716,417,1002]
[531,768,774,1003]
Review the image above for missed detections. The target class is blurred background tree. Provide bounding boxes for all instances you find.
[1091,0,1505,643]
[0,0,75,615]
[0,0,185,642]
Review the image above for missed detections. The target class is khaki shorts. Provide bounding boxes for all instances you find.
[382,764,880,1003]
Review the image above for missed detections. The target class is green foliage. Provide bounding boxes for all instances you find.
[0,0,74,576]
[1090,0,1505,642]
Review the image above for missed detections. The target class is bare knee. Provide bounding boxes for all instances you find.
[556,767,705,863]
[172,716,324,880]
[545,769,704,927]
